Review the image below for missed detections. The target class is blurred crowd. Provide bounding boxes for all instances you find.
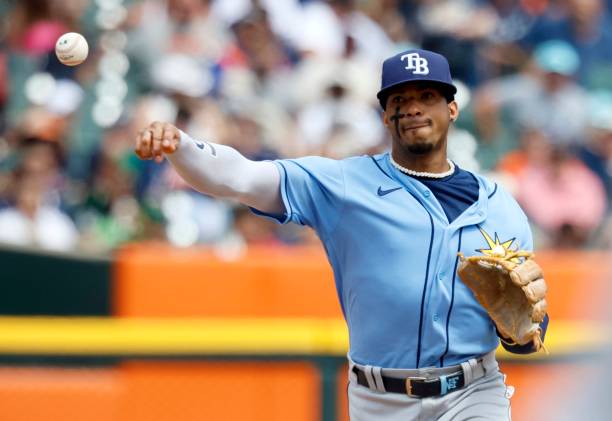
[0,0,610,254]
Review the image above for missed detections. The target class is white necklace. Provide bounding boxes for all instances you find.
[389,155,455,179]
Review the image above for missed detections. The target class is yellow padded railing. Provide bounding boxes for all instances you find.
[0,317,607,361]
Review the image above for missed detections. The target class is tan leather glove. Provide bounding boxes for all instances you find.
[458,251,548,352]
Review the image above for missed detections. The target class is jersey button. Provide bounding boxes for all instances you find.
[433,314,440,322]
[423,190,431,197]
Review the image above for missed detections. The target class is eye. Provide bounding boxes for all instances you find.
[421,91,435,100]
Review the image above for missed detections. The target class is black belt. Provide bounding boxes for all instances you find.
[352,366,465,397]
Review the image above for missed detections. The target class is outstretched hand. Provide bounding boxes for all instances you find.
[135,121,180,163]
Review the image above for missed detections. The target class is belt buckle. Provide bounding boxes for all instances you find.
[405,376,426,397]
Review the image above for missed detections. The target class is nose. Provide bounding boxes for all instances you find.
[404,100,423,117]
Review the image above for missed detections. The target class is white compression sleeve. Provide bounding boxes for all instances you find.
[165,131,284,215]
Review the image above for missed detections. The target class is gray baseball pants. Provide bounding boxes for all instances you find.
[348,351,513,420]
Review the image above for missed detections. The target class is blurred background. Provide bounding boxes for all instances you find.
[0,0,610,420]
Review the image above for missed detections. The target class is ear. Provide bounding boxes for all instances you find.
[382,110,390,127]
[448,100,459,122]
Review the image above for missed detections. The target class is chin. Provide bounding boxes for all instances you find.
[402,138,435,154]
[407,143,434,154]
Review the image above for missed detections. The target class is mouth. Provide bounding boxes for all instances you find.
[402,121,431,131]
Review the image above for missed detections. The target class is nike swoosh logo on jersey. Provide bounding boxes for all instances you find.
[377,186,402,196]
[194,140,217,156]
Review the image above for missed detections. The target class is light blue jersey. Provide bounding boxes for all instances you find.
[257,152,534,369]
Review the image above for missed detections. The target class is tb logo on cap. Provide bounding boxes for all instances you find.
[401,53,429,75]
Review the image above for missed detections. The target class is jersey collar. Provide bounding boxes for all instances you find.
[380,153,489,227]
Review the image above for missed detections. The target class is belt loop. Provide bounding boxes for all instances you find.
[461,360,473,386]
[469,357,478,374]
[372,366,386,393]
[470,357,479,382]
[363,365,377,391]
[483,350,498,373]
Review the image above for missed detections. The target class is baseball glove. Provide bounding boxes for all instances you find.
[457,251,548,352]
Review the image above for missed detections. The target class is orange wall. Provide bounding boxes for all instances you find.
[0,360,602,421]
[0,367,119,421]
[119,361,319,421]
[115,244,341,318]
[0,362,319,421]
[532,251,611,320]
[0,247,606,421]
[115,245,611,321]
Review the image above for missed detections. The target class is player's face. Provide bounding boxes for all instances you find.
[382,83,458,155]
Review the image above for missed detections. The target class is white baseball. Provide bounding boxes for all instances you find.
[55,32,89,66]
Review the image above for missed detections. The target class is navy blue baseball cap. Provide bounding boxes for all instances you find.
[377,49,457,110]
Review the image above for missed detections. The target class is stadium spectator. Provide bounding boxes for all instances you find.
[0,0,610,252]
[0,136,78,251]
[501,129,607,248]
[521,0,612,89]
[472,39,588,169]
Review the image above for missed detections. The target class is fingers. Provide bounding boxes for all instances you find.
[135,122,180,162]
[522,278,547,303]
[161,125,178,154]
[531,299,547,323]
[151,121,164,159]
[510,259,544,286]
[135,128,153,160]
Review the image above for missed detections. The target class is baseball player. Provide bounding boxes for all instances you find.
[135,49,549,420]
